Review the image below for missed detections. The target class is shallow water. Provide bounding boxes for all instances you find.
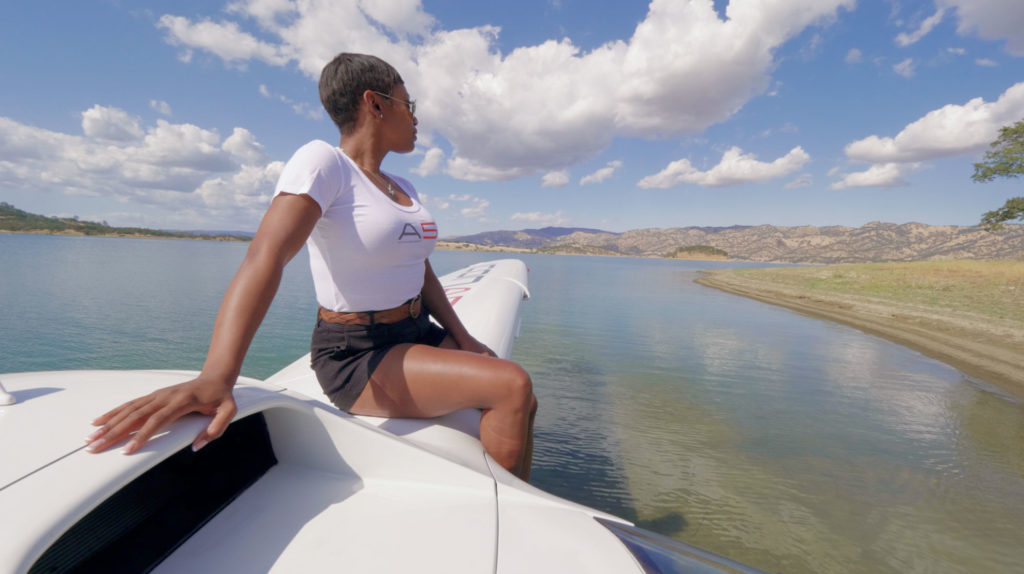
[3,234,1024,573]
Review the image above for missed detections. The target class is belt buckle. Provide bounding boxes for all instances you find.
[409,295,421,318]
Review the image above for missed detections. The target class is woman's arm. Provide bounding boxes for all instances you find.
[420,259,495,356]
[87,193,322,454]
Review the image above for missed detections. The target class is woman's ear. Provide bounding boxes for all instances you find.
[361,90,382,114]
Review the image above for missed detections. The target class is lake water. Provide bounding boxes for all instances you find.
[3,233,1024,574]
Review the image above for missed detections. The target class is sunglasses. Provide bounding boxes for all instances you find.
[372,91,416,115]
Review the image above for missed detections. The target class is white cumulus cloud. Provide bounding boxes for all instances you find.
[511,211,570,226]
[893,58,915,78]
[580,161,622,186]
[149,100,173,116]
[258,84,322,119]
[222,127,270,165]
[197,162,283,209]
[412,147,444,176]
[156,0,855,181]
[844,82,1024,163]
[459,197,490,219]
[0,108,281,228]
[895,8,946,47]
[541,170,570,188]
[785,173,813,189]
[81,105,144,142]
[158,15,290,67]
[638,146,810,189]
[938,0,1024,56]
[418,192,449,210]
[831,163,919,190]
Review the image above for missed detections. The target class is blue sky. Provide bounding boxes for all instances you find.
[1,0,1022,236]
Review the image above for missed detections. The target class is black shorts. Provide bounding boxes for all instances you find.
[310,312,448,412]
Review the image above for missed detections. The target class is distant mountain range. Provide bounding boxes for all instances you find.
[0,203,249,241]
[447,223,1024,263]
[5,201,1021,263]
[445,226,615,250]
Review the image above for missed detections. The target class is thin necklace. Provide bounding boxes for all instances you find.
[361,167,396,197]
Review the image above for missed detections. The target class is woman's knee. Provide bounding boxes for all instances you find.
[497,361,532,407]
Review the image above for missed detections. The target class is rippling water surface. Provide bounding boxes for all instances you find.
[3,234,1024,574]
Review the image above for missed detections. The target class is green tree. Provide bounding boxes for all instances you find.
[980,197,1024,230]
[973,119,1024,230]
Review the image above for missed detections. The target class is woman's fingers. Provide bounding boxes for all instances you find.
[86,380,236,454]
[91,404,125,427]
[85,395,161,452]
[90,394,152,428]
[192,398,238,452]
[454,336,494,357]
[475,343,497,357]
[101,395,158,432]
[120,400,194,454]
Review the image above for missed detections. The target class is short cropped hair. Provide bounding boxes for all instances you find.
[319,53,404,135]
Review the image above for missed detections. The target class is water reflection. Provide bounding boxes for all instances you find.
[507,254,1024,574]
[5,238,1024,574]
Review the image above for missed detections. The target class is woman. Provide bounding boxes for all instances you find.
[86,53,537,480]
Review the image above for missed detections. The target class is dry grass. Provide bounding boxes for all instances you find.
[730,260,1024,324]
[698,260,1024,397]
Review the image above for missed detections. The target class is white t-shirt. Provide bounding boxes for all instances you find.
[274,140,437,312]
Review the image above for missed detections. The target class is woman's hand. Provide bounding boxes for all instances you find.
[86,194,321,456]
[85,376,237,454]
[456,335,497,358]
[419,260,497,358]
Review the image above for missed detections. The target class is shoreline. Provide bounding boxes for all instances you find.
[0,229,249,241]
[695,270,1024,401]
[435,241,735,260]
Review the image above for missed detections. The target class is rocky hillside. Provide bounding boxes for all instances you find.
[0,203,249,241]
[449,223,1024,263]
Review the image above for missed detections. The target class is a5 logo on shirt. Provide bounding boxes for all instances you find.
[398,222,438,242]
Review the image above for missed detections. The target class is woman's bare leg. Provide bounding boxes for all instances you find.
[521,395,537,481]
[349,343,535,479]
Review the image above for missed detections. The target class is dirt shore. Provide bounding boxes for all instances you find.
[696,270,1024,401]
[435,241,533,253]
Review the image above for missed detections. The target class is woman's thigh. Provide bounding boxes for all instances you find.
[349,343,530,418]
